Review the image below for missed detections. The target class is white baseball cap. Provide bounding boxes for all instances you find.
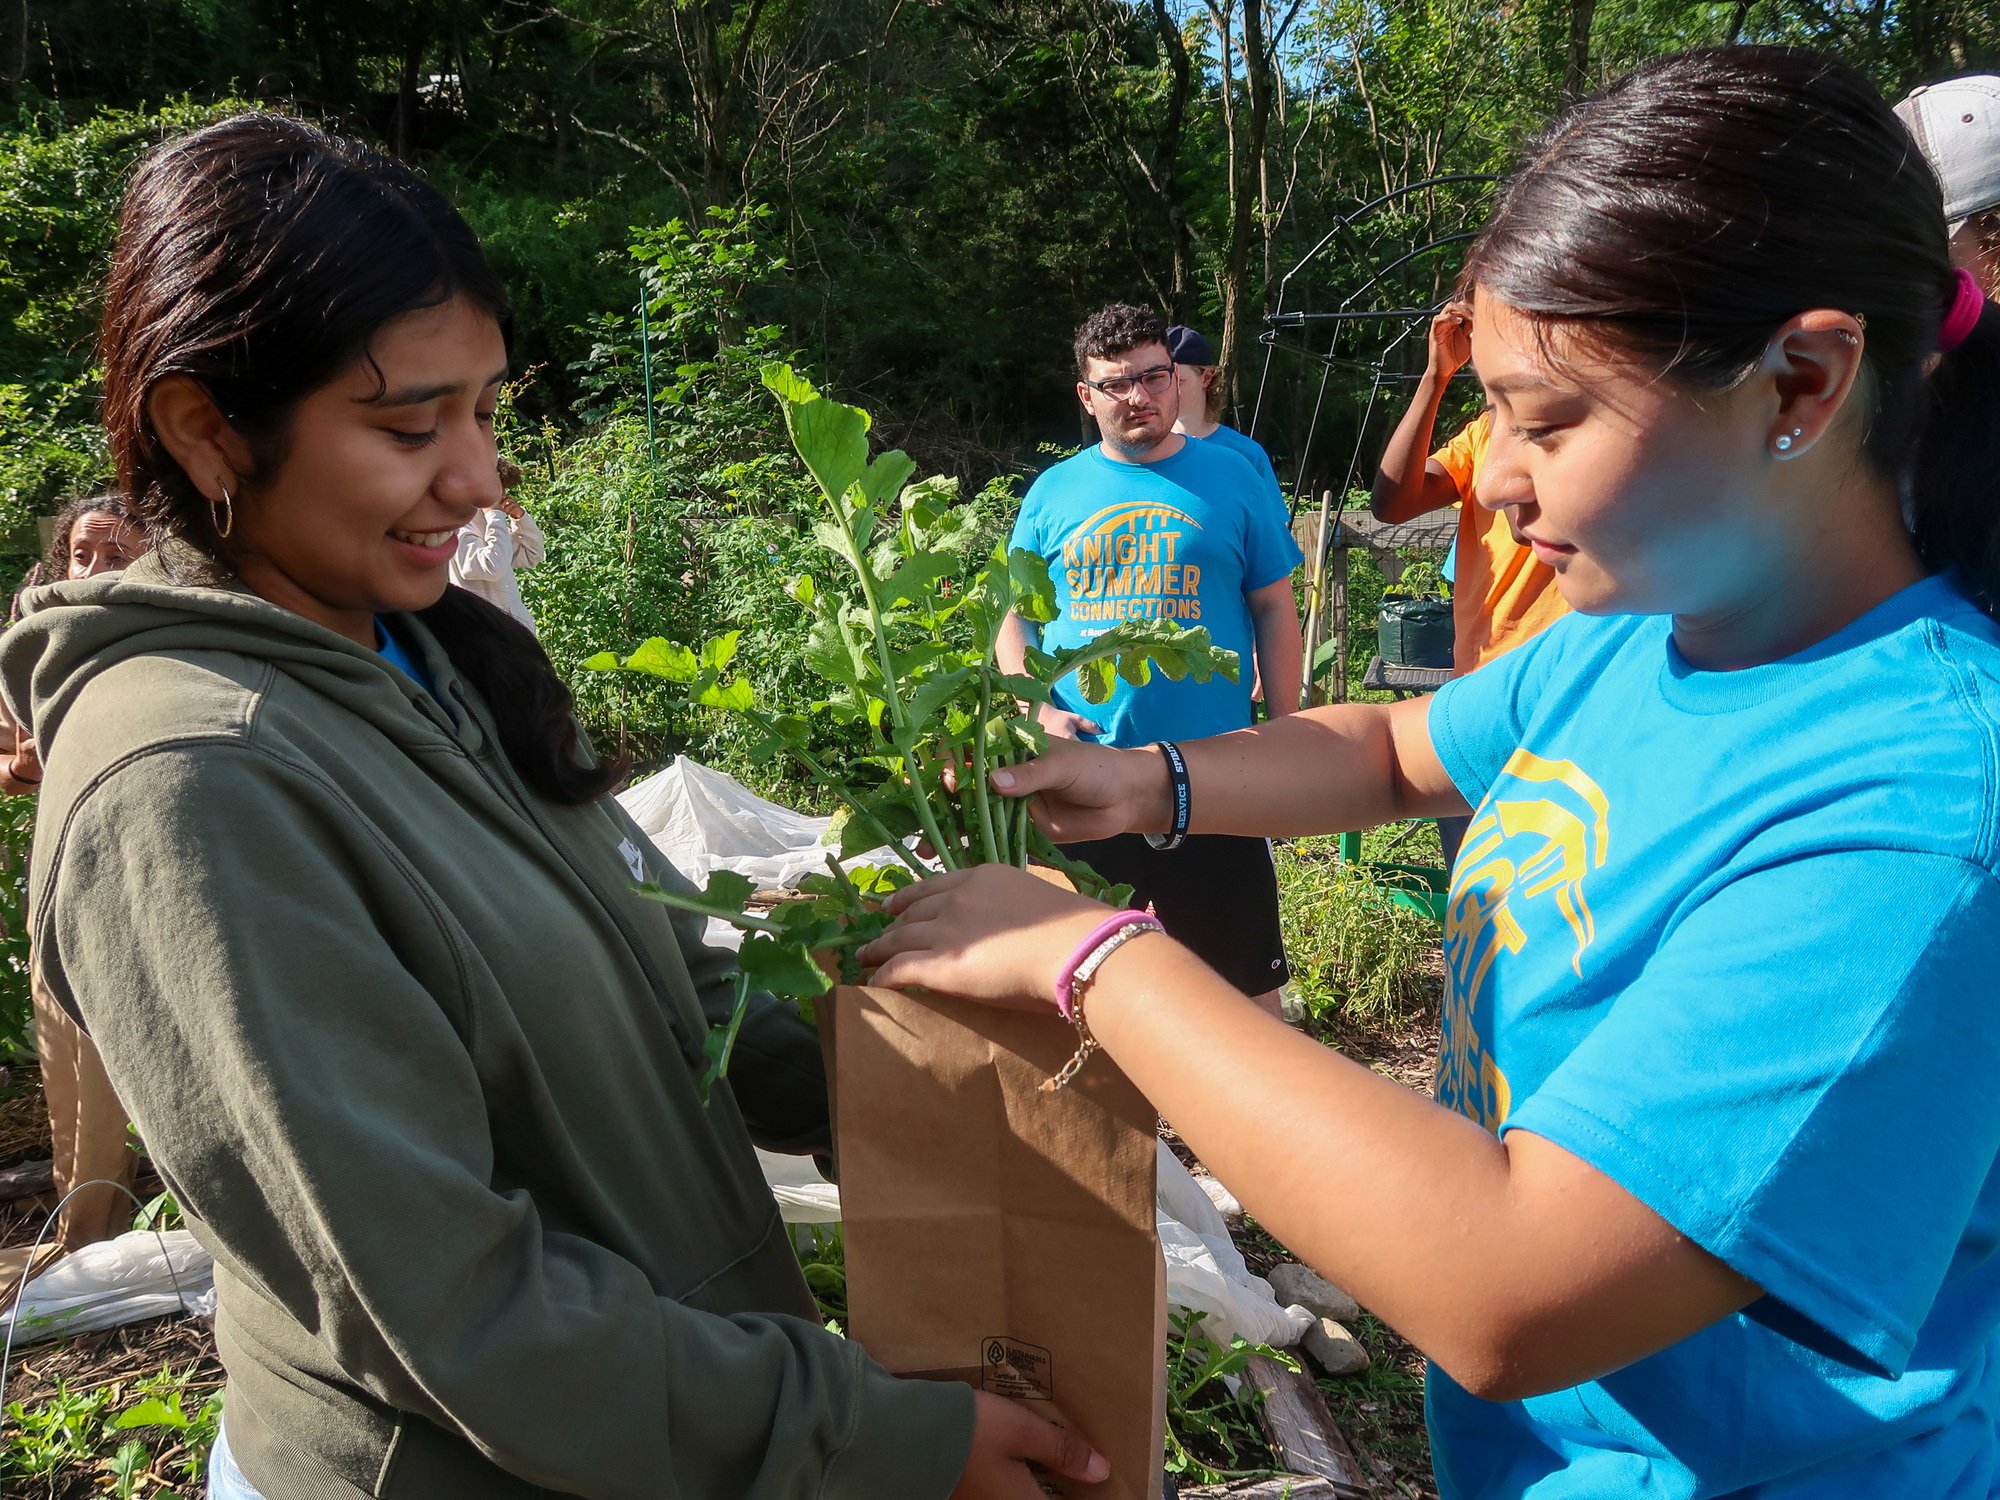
[1896,75,2000,229]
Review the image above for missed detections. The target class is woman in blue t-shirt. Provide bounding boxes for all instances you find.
[861,46,2000,1500]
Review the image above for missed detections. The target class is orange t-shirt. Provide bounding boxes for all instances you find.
[1431,413,1567,672]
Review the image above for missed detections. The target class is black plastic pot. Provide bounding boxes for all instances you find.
[1377,595,1454,669]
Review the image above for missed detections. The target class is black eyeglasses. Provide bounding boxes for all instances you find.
[1081,364,1176,400]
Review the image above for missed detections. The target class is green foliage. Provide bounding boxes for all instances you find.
[0,792,34,1060]
[1163,1310,1290,1485]
[2,1364,221,1494]
[791,1223,848,1328]
[0,98,249,548]
[1277,835,1441,1025]
[597,367,1230,1091]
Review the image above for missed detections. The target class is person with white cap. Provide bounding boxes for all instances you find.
[1897,74,2000,296]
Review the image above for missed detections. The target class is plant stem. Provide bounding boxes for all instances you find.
[745,711,928,877]
[971,671,1002,866]
[638,885,789,933]
[704,972,753,1098]
[900,740,960,871]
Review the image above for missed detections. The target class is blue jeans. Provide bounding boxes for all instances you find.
[206,1423,269,1500]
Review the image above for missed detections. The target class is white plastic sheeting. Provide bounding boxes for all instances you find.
[616,757,906,889]
[757,1144,1311,1349]
[1,1230,215,1347]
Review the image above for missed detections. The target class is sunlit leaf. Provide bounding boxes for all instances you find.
[621,637,700,682]
[738,932,833,999]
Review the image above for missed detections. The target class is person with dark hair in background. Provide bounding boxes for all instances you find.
[1,113,1103,1500]
[1899,74,2000,298]
[997,302,1304,1016]
[865,47,2000,1496]
[1368,305,1568,678]
[447,456,545,633]
[0,492,149,1271]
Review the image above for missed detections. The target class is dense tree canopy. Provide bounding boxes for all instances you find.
[2,0,1993,540]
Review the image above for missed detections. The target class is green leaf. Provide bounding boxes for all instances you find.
[899,473,960,531]
[581,651,620,672]
[859,448,918,511]
[901,666,976,727]
[767,365,871,509]
[790,574,816,605]
[881,551,957,608]
[738,933,832,999]
[701,631,742,672]
[695,676,755,711]
[112,1396,189,1430]
[1008,549,1058,623]
[848,863,915,896]
[1074,656,1118,704]
[620,637,701,682]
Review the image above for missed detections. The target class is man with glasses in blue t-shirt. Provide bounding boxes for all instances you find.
[997,303,1305,1014]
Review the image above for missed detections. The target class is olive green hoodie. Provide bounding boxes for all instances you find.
[1,553,972,1499]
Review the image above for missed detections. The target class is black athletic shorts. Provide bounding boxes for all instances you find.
[1058,832,1290,997]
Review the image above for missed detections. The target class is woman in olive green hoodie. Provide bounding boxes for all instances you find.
[0,113,1107,1500]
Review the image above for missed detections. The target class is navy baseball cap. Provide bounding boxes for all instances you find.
[1164,325,1217,366]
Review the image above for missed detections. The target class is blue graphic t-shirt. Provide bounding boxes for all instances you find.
[1423,575,2000,1499]
[1011,441,1303,747]
[1198,424,1285,518]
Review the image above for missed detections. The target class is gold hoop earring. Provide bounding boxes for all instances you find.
[212,484,234,540]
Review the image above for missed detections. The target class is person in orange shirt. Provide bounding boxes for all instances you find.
[1370,299,1568,673]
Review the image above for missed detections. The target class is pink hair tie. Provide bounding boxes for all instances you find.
[1939,268,1987,354]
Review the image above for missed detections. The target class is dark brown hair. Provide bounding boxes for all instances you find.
[99,112,622,802]
[43,492,139,582]
[1463,47,2000,614]
[1074,303,1169,374]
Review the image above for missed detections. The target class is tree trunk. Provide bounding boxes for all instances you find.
[396,36,423,160]
[1216,0,1276,409]
[1148,0,1196,317]
[1563,0,1596,102]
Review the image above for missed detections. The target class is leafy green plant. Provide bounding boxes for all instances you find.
[591,366,1239,1092]
[1277,835,1441,1025]
[1388,554,1450,601]
[1,1360,221,1496]
[792,1223,848,1329]
[1164,1310,1290,1484]
[0,791,34,1061]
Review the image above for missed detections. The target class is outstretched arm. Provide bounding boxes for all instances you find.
[989,693,1466,844]
[858,870,1759,1403]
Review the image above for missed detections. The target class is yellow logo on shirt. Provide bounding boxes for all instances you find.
[1060,501,1205,625]
[1437,750,1610,1130]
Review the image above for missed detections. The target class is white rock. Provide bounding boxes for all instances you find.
[1266,1261,1360,1324]
[1192,1173,1243,1220]
[1302,1316,1371,1376]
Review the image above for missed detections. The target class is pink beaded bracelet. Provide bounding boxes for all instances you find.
[1055,910,1164,1021]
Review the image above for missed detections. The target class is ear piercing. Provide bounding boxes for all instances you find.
[1774,428,1802,454]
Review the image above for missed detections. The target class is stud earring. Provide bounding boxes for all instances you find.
[1774,428,1802,454]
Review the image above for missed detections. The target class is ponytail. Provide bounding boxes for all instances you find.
[1910,296,2000,617]
[419,586,629,805]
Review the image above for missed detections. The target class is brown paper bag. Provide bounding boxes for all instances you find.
[829,982,1166,1500]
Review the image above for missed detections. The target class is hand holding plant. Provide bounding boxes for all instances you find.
[857,865,1115,1009]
